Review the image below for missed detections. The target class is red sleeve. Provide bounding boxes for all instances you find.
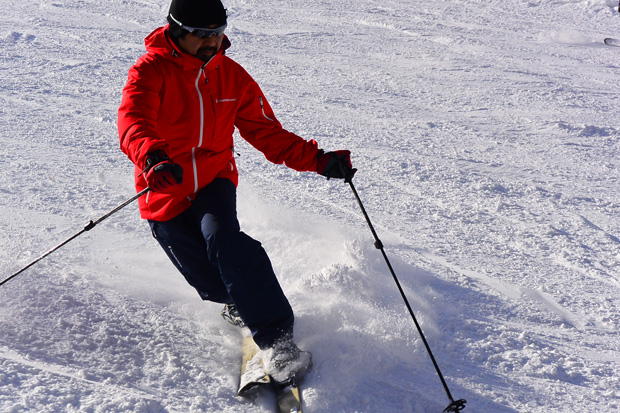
[117,57,170,169]
[235,81,321,172]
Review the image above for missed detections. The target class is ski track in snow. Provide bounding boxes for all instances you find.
[1,0,620,411]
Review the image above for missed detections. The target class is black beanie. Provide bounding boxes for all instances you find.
[168,0,227,28]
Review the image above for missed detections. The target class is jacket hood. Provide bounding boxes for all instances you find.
[144,25,231,66]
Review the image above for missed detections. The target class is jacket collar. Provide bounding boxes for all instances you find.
[145,25,230,69]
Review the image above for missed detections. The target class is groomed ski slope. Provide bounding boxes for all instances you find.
[1,0,619,411]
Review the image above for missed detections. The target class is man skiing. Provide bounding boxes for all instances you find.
[117,0,355,383]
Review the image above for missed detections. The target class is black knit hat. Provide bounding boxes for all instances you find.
[168,0,227,28]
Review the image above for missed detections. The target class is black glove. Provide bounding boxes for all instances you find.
[143,150,183,193]
[317,150,356,182]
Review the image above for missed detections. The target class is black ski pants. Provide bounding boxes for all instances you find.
[148,178,294,349]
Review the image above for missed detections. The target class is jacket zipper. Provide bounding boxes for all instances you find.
[192,66,206,194]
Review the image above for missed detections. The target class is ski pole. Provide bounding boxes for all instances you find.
[0,188,150,287]
[345,176,467,413]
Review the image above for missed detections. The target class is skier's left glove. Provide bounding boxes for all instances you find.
[142,150,184,193]
[317,150,356,182]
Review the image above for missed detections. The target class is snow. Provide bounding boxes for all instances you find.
[1,0,619,411]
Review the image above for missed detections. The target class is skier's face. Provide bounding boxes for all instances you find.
[177,26,224,62]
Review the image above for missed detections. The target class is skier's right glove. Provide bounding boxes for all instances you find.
[143,150,183,193]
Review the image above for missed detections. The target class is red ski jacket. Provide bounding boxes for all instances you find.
[118,26,321,221]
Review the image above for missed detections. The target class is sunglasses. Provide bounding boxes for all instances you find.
[169,14,227,39]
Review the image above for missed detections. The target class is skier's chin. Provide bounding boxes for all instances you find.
[197,47,218,62]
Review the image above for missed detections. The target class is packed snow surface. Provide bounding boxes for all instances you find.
[1,0,620,411]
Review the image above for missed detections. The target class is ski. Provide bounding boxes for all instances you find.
[237,328,304,413]
[604,38,620,47]
[238,328,271,395]
[275,379,303,413]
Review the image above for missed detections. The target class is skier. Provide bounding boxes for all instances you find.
[117,0,355,383]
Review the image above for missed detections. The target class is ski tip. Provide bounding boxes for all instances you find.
[237,381,270,397]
